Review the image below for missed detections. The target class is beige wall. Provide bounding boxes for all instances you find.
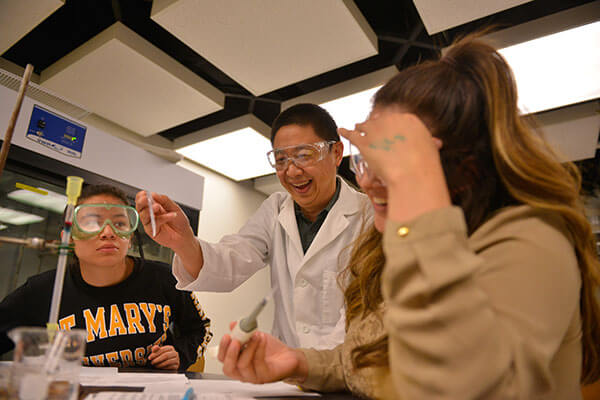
[177,160,273,373]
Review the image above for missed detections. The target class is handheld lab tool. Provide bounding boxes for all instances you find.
[209,288,276,359]
[146,190,157,237]
[48,176,83,330]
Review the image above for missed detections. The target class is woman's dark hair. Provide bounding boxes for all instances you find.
[270,103,340,144]
[76,184,129,206]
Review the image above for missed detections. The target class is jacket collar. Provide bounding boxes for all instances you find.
[278,177,364,261]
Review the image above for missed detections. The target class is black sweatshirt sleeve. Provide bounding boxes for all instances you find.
[0,274,50,354]
[170,289,212,370]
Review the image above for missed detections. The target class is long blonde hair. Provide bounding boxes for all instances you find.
[340,218,388,369]
[347,34,600,383]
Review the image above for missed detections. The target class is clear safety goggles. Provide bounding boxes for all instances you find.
[267,140,337,171]
[349,147,386,186]
[72,204,139,240]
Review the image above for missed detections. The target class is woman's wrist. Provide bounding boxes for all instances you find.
[385,169,451,223]
[284,349,309,384]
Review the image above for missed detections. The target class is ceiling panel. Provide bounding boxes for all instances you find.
[151,0,378,95]
[537,102,600,162]
[39,22,224,136]
[483,1,600,48]
[0,0,64,55]
[413,0,534,34]
[1,0,597,184]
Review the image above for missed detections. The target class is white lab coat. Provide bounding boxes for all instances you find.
[172,178,371,349]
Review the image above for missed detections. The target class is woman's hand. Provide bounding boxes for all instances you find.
[219,323,308,384]
[340,109,442,185]
[148,344,180,370]
[340,109,451,222]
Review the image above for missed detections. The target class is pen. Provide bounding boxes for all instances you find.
[146,190,157,237]
[181,387,194,400]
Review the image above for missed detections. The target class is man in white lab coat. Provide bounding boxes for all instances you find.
[136,104,371,349]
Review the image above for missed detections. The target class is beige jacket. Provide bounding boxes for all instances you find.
[300,205,582,399]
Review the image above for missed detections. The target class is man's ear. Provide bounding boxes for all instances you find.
[333,141,344,166]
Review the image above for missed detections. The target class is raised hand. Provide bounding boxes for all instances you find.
[340,109,451,222]
[340,109,442,186]
[135,191,196,254]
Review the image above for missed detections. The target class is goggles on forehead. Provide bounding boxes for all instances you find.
[72,204,139,240]
[266,140,337,171]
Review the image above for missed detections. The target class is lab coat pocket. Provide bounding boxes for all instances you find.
[322,270,343,325]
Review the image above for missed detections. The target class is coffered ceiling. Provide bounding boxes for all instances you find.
[0,0,598,186]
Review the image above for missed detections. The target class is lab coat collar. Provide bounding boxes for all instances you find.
[278,177,363,265]
[303,178,362,262]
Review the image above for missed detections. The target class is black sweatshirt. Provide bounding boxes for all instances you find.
[0,258,212,370]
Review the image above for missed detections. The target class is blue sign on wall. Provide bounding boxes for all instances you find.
[26,105,87,158]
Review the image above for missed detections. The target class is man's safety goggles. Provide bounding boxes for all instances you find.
[72,204,139,240]
[266,140,337,171]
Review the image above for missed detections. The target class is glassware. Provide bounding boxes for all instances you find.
[8,327,86,400]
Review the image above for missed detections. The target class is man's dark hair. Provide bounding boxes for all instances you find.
[270,103,340,144]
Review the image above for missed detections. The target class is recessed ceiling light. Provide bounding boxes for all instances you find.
[7,188,67,214]
[499,21,600,114]
[0,207,45,225]
[320,86,380,156]
[176,128,274,181]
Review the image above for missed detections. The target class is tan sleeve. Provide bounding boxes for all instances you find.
[381,206,580,399]
[296,346,347,392]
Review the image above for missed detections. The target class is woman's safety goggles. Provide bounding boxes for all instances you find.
[72,204,139,240]
[349,147,386,186]
[349,151,369,178]
[266,140,337,171]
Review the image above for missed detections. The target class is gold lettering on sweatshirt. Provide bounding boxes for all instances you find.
[108,304,127,336]
[59,314,76,330]
[139,303,157,333]
[124,303,145,334]
[83,307,107,342]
